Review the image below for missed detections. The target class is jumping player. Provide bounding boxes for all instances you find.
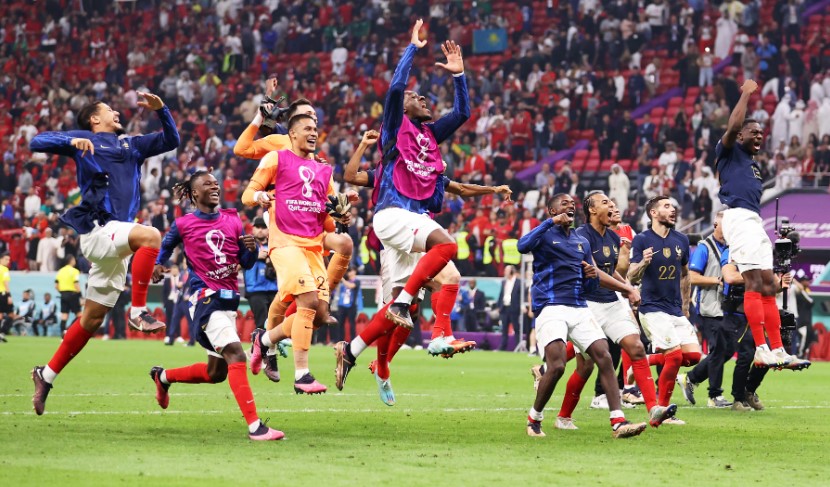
[237,90,351,379]
[338,129,512,405]
[149,171,284,441]
[628,196,699,424]
[30,92,178,415]
[521,193,647,439]
[716,78,810,369]
[245,114,344,394]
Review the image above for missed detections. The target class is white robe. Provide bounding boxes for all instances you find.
[714,18,737,60]
[818,99,830,138]
[803,101,819,143]
[771,98,791,147]
[787,108,805,144]
[608,171,630,209]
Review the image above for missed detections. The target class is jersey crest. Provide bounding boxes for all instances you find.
[663,247,671,258]
[675,245,683,259]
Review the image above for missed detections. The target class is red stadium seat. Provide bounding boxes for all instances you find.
[668,97,683,107]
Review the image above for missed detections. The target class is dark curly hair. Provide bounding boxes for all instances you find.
[172,169,213,206]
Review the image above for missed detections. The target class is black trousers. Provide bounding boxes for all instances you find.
[247,291,276,330]
[499,309,521,351]
[727,313,769,402]
[688,316,734,398]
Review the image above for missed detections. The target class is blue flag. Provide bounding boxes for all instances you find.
[473,28,507,54]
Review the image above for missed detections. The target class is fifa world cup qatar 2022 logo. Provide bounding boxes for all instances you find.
[206,229,227,265]
[299,166,315,198]
[405,133,437,177]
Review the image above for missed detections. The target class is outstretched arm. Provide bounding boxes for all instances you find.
[131,92,181,157]
[30,130,93,157]
[721,79,757,149]
[344,130,378,187]
[445,180,512,199]
[380,20,426,150]
[430,41,470,143]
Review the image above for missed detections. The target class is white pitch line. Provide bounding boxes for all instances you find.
[0,392,510,398]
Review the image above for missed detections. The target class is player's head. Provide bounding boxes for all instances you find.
[78,101,123,134]
[608,200,622,225]
[286,98,317,124]
[713,210,725,241]
[403,90,432,122]
[547,193,575,218]
[0,253,9,266]
[288,114,318,155]
[646,195,676,228]
[738,118,763,155]
[583,191,611,227]
[173,169,218,210]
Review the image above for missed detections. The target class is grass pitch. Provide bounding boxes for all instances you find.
[1,337,827,486]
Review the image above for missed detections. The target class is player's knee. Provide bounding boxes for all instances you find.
[209,368,228,383]
[331,234,353,255]
[295,294,319,311]
[132,226,162,249]
[627,341,646,361]
[547,361,566,378]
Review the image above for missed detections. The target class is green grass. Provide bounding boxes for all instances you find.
[1,338,827,486]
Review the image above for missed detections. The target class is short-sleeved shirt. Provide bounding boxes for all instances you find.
[688,238,727,274]
[575,223,621,303]
[55,265,80,292]
[631,228,690,316]
[0,264,9,293]
[715,140,763,213]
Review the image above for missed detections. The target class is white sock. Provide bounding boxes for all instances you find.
[610,409,625,420]
[528,407,543,422]
[394,290,414,305]
[42,365,57,384]
[445,335,455,342]
[757,344,770,352]
[248,419,262,434]
[295,368,309,380]
[130,307,147,319]
[349,337,367,358]
[772,347,785,353]
[260,331,274,348]
[160,370,170,385]
[266,346,277,357]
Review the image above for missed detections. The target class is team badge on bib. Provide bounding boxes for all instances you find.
[663,247,671,258]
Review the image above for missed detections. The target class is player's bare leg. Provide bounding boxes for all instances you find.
[527,340,568,437]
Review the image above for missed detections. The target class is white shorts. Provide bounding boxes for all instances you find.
[587,299,640,344]
[80,220,137,308]
[188,305,240,358]
[535,305,606,360]
[379,247,426,304]
[373,208,443,254]
[638,311,699,351]
[722,208,773,273]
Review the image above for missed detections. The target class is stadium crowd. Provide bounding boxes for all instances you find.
[1,0,829,289]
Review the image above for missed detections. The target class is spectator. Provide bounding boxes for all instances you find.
[36,228,60,272]
[698,47,714,87]
[608,164,630,209]
[498,265,521,351]
[658,141,679,177]
[24,188,41,219]
[693,188,714,224]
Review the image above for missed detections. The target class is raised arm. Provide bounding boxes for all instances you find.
[380,21,425,150]
[130,93,181,157]
[721,79,757,149]
[430,41,470,143]
[445,179,512,199]
[344,130,378,187]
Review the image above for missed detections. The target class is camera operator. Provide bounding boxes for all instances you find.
[677,212,733,408]
[792,275,816,358]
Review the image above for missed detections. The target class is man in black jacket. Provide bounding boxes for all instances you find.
[498,265,522,350]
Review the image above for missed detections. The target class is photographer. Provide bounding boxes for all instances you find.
[243,217,278,331]
[677,212,733,408]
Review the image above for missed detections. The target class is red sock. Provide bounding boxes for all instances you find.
[743,291,767,347]
[430,291,442,339]
[401,242,457,298]
[558,370,588,418]
[621,351,633,385]
[131,247,160,308]
[387,326,412,363]
[436,284,459,338]
[375,332,391,380]
[227,362,259,425]
[647,354,665,366]
[566,342,576,361]
[631,358,657,410]
[358,302,397,345]
[682,352,702,367]
[657,349,683,407]
[165,362,213,383]
[761,295,783,349]
[285,300,297,318]
[46,320,92,374]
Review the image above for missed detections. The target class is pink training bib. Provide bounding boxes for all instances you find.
[391,116,444,200]
[272,149,332,238]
